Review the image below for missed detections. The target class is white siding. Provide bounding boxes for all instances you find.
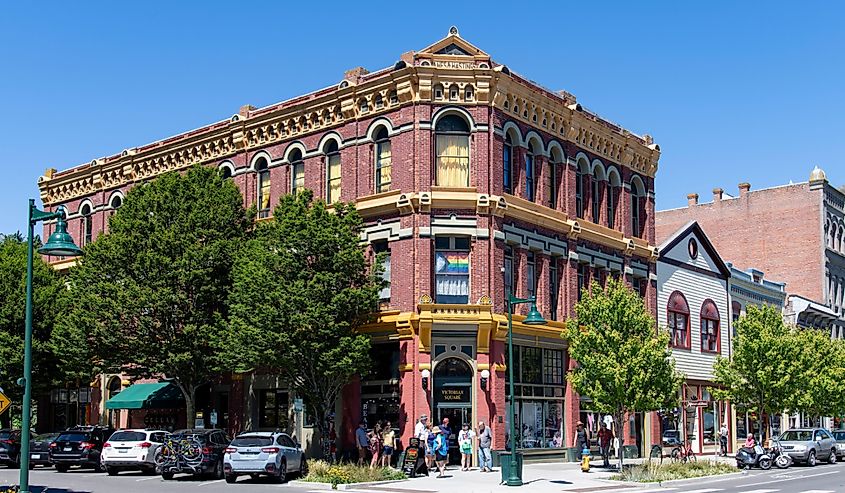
[657,231,730,382]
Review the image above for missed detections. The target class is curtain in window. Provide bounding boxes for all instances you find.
[292,162,305,194]
[436,135,469,187]
[435,251,469,303]
[376,141,392,192]
[259,170,271,217]
[327,153,341,203]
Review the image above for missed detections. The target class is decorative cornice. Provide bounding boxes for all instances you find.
[38,39,660,206]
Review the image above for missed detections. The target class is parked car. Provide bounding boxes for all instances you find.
[158,429,229,480]
[777,428,837,466]
[29,432,61,468]
[223,431,306,483]
[830,430,845,459]
[101,429,168,475]
[662,429,682,447]
[0,430,23,468]
[50,425,115,472]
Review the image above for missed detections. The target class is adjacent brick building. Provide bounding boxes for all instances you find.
[36,29,663,460]
[656,167,844,338]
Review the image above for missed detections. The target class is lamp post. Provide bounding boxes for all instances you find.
[506,294,546,486]
[19,200,82,493]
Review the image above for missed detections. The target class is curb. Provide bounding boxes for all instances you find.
[290,479,409,491]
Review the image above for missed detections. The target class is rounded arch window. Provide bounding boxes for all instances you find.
[325,140,341,204]
[289,149,305,194]
[80,203,93,246]
[700,299,720,353]
[433,357,472,378]
[374,127,392,193]
[256,157,271,218]
[110,195,123,209]
[667,291,690,349]
[435,114,470,187]
[107,376,122,399]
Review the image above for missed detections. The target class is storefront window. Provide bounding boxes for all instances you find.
[361,343,400,427]
[506,345,566,449]
[259,389,289,429]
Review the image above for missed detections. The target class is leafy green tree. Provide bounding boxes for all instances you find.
[792,329,845,421]
[0,233,67,428]
[56,166,251,424]
[712,304,801,442]
[223,190,381,448]
[564,277,682,468]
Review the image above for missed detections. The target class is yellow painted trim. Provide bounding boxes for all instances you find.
[398,363,415,372]
[418,363,431,371]
[476,363,490,370]
[492,363,506,372]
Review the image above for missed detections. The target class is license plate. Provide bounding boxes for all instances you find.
[31,454,40,460]
[64,447,72,451]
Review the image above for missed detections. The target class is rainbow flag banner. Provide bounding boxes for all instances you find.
[435,252,469,274]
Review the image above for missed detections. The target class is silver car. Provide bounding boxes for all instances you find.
[778,428,837,466]
[831,430,845,459]
[223,432,306,483]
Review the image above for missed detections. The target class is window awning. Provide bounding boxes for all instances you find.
[105,382,184,410]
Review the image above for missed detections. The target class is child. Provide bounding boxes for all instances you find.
[458,423,475,471]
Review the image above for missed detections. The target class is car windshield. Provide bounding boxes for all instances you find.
[57,433,88,442]
[780,430,812,441]
[0,431,11,440]
[35,434,59,441]
[833,432,845,441]
[109,431,147,442]
[231,436,273,447]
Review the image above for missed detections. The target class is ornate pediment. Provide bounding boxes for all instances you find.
[415,26,491,68]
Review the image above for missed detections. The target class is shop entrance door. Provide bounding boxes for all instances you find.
[433,357,473,465]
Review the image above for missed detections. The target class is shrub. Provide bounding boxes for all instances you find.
[302,460,406,488]
[611,460,736,482]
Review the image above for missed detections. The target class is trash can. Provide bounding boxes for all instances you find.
[623,445,640,459]
[565,447,579,462]
[499,451,524,484]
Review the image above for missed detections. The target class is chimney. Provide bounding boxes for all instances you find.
[344,66,370,84]
[738,182,751,197]
[712,187,724,202]
[238,104,256,118]
[687,193,699,206]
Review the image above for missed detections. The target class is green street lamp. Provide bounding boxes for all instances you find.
[19,200,82,493]
[506,294,546,486]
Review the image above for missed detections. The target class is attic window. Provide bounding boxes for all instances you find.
[389,90,399,105]
[449,84,459,101]
[464,86,474,101]
[436,43,471,56]
[688,238,699,260]
[375,94,384,109]
[359,99,369,114]
[434,84,444,100]
[503,101,510,110]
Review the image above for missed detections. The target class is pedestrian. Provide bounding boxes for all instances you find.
[441,416,452,440]
[355,421,369,466]
[597,423,613,467]
[414,414,428,439]
[425,422,436,470]
[369,422,383,468]
[458,423,475,471]
[476,421,493,472]
[719,424,729,456]
[433,426,449,478]
[574,421,589,461]
[381,421,396,468]
[744,433,755,449]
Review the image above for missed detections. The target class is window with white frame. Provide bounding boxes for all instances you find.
[435,115,470,187]
[80,203,92,246]
[290,149,305,195]
[434,236,470,304]
[325,141,341,204]
[374,127,392,193]
[256,157,271,218]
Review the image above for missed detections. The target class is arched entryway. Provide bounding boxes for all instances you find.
[433,357,473,464]
[106,376,122,428]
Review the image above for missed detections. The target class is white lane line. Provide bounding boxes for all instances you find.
[198,479,225,486]
[738,490,779,493]
[798,491,834,493]
[739,470,838,488]
[683,489,724,493]
[635,489,679,492]
[135,475,159,481]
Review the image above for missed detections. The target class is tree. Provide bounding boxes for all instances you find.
[564,278,682,469]
[712,304,801,442]
[223,190,381,450]
[56,165,251,424]
[792,328,845,421]
[0,233,67,428]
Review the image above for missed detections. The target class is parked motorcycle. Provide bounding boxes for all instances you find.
[769,439,792,469]
[736,444,772,470]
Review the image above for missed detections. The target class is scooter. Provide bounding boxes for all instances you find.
[736,444,772,470]
[769,439,792,469]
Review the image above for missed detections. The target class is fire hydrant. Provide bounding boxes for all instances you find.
[580,448,591,472]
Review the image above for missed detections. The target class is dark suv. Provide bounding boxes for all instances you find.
[159,429,229,480]
[0,430,23,468]
[50,426,115,472]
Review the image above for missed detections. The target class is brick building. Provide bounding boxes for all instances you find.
[656,167,844,339]
[35,28,662,460]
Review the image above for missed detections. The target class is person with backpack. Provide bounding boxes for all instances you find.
[458,423,475,471]
[433,426,449,478]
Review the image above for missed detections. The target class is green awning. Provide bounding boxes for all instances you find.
[105,382,184,410]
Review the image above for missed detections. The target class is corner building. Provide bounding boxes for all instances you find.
[37,30,661,459]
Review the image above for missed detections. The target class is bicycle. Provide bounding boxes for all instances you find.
[670,441,696,463]
[649,444,664,464]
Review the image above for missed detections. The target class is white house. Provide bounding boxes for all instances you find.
[657,221,731,455]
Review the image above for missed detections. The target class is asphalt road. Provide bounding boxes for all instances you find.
[629,461,845,493]
[0,466,321,493]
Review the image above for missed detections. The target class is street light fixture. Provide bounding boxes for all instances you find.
[506,294,546,486]
[19,200,82,493]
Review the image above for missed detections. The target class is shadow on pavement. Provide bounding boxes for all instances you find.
[2,487,93,493]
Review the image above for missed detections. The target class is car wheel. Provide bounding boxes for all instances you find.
[299,458,308,477]
[9,455,20,469]
[214,458,224,480]
[274,459,287,484]
[161,471,174,480]
[808,450,817,467]
[225,474,238,484]
[56,464,69,473]
[106,466,118,476]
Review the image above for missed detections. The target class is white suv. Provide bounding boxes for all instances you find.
[101,429,168,475]
[223,432,306,483]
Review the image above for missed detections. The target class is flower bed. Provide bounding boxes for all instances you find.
[610,460,736,482]
[301,461,406,488]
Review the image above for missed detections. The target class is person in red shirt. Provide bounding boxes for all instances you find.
[597,423,614,468]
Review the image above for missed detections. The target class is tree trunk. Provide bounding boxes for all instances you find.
[176,381,195,429]
[614,412,625,470]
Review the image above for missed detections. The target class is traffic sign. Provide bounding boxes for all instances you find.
[0,392,10,416]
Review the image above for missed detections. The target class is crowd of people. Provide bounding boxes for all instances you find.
[411,414,494,477]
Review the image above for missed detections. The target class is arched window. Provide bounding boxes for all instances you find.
[545,150,560,209]
[256,157,271,218]
[325,140,341,203]
[220,167,232,180]
[80,203,93,246]
[289,149,305,195]
[374,127,392,193]
[575,157,590,219]
[108,194,123,219]
[700,299,720,353]
[631,176,646,238]
[606,168,621,229]
[435,115,470,187]
[591,163,606,224]
[525,141,537,201]
[667,291,690,349]
[503,134,513,194]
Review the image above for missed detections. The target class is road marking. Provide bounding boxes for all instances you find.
[136,476,159,481]
[683,489,724,493]
[738,490,779,493]
[739,470,838,488]
[798,491,834,493]
[198,479,225,486]
[635,489,679,492]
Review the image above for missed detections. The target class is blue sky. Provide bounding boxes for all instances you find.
[1,1,842,234]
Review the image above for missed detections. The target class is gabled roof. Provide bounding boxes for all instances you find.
[417,26,489,58]
[658,220,731,278]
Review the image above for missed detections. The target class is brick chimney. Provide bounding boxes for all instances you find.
[238,104,256,118]
[344,66,370,84]
[712,188,724,202]
[738,182,751,197]
[687,193,699,206]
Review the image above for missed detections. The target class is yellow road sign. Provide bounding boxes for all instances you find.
[0,392,10,416]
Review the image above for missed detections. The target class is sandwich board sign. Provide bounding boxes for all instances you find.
[0,392,10,416]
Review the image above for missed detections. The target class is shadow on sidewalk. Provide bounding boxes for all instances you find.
[1,486,92,493]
